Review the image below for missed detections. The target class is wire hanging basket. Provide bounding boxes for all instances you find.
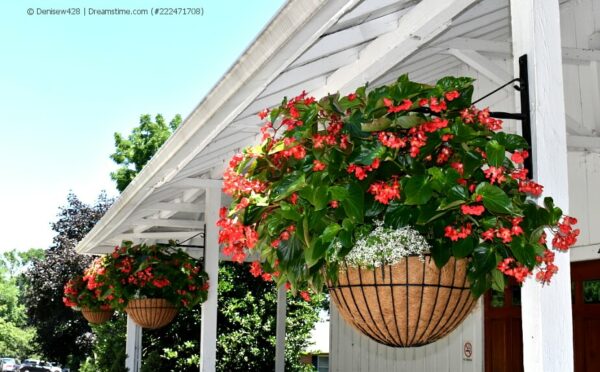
[125,298,178,329]
[81,308,113,324]
[328,256,477,347]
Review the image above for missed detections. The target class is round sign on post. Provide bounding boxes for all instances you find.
[463,341,473,361]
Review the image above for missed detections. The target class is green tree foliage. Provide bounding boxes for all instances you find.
[0,248,42,359]
[0,271,25,325]
[22,192,113,367]
[215,262,321,372]
[110,114,182,192]
[0,318,37,358]
[0,248,44,278]
[79,314,127,372]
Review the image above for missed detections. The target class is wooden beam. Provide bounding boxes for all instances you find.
[132,218,205,229]
[142,202,205,213]
[133,189,205,234]
[438,37,600,63]
[332,0,413,33]
[565,115,596,136]
[266,46,361,95]
[511,1,574,371]
[241,76,327,118]
[116,231,204,241]
[440,37,511,54]
[291,10,406,67]
[567,135,600,150]
[562,47,600,62]
[168,178,223,189]
[312,0,479,97]
[447,49,513,85]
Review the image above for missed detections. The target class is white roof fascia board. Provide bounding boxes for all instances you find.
[76,0,362,254]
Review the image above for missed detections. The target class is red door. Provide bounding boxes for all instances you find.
[484,259,600,372]
[484,281,523,372]
[571,260,600,371]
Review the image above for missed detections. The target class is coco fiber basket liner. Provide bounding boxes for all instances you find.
[125,298,178,329]
[81,308,113,324]
[328,256,477,347]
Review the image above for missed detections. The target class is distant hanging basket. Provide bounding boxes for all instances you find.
[328,256,477,347]
[125,298,178,329]
[81,308,113,325]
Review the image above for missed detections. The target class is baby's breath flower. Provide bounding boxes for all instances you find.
[338,221,430,269]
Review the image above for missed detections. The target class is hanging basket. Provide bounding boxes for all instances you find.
[328,256,477,347]
[81,308,113,324]
[125,298,178,329]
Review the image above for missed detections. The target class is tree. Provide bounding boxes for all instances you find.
[110,114,182,192]
[0,248,42,359]
[0,248,44,278]
[132,262,323,372]
[22,192,113,367]
[80,315,127,372]
[0,318,37,358]
[82,113,324,371]
[215,262,321,372]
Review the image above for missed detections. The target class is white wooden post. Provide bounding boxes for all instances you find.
[200,186,221,372]
[510,1,574,371]
[275,285,287,372]
[125,315,142,372]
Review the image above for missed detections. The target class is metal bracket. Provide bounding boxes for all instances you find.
[174,226,206,265]
[484,55,533,177]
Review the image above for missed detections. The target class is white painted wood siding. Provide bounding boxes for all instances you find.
[330,302,484,372]
[561,0,600,262]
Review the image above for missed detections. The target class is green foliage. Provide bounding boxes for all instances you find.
[0,276,25,325]
[78,262,325,372]
[0,248,44,278]
[98,243,209,310]
[117,263,323,372]
[110,114,181,192]
[220,75,575,298]
[216,262,323,372]
[0,249,41,359]
[22,192,113,367]
[0,317,37,359]
[78,314,127,372]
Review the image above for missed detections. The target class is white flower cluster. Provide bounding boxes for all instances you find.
[342,222,431,269]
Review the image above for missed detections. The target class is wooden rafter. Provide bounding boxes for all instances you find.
[311,0,479,97]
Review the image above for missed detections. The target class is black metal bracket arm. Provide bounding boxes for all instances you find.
[476,55,533,177]
[172,225,207,266]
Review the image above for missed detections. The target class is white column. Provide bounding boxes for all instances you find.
[510,1,574,371]
[125,315,142,372]
[275,285,287,372]
[200,186,221,372]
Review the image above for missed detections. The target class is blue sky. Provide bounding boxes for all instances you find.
[0,0,285,251]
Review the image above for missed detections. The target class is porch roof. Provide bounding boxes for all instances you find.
[75,0,578,255]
